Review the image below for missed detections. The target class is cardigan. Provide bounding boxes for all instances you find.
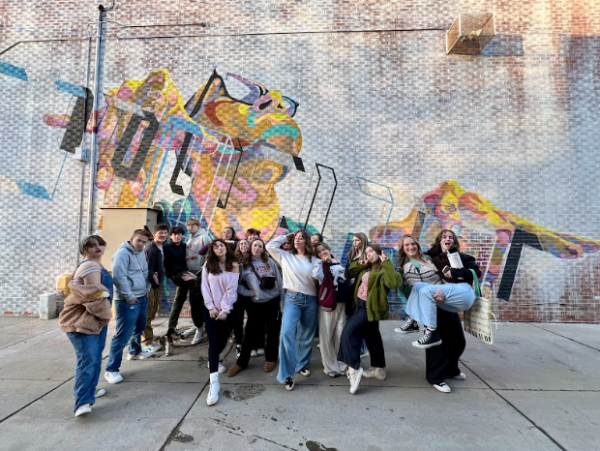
[348,259,402,321]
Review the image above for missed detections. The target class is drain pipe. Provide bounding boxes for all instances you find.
[87,1,116,236]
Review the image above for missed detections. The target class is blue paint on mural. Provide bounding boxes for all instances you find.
[0,61,28,81]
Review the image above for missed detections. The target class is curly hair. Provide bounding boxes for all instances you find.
[429,229,461,255]
[397,234,425,267]
[205,239,236,274]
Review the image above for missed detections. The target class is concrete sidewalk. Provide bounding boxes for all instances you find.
[0,318,598,451]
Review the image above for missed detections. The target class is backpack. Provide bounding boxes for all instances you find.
[317,261,337,310]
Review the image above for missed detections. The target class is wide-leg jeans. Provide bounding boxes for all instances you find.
[277,292,318,383]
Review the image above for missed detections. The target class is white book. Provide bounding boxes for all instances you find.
[447,252,463,269]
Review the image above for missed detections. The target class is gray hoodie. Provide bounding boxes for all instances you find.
[111,241,150,301]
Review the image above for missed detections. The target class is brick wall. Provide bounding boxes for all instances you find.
[1,0,599,321]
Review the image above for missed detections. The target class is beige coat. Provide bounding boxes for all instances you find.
[58,282,112,334]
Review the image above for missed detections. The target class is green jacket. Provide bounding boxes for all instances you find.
[348,259,402,321]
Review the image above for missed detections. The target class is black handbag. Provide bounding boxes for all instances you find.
[248,262,277,290]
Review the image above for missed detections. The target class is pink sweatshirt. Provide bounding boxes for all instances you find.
[201,267,239,315]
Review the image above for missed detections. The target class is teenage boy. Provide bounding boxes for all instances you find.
[105,229,152,385]
[164,226,200,346]
[185,218,211,345]
[142,224,169,353]
[246,228,261,242]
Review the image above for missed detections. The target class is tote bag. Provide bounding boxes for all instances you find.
[463,269,494,345]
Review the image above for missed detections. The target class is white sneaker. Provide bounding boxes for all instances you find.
[95,388,106,398]
[75,404,92,417]
[250,349,258,357]
[127,350,154,360]
[104,371,123,384]
[348,367,363,395]
[453,372,466,380]
[362,367,386,380]
[191,329,204,345]
[206,361,227,374]
[433,382,452,393]
[142,343,162,353]
[207,373,220,406]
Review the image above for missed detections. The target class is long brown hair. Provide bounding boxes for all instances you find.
[397,234,425,267]
[205,239,236,274]
[290,231,315,260]
[243,238,270,266]
[234,239,249,263]
[429,229,461,255]
[347,232,369,262]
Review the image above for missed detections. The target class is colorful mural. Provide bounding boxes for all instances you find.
[44,69,303,239]
[369,180,600,299]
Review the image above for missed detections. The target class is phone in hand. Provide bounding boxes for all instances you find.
[442,265,452,274]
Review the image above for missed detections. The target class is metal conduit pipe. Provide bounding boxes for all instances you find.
[87,1,116,236]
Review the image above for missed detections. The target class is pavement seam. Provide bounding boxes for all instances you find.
[158,342,235,451]
[529,323,600,352]
[461,362,569,451]
[0,376,74,424]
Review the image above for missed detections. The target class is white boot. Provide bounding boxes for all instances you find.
[207,372,220,406]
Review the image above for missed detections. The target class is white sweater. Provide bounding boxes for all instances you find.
[267,235,319,296]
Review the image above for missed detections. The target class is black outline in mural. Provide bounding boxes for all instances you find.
[111,110,159,180]
[216,138,244,209]
[60,87,94,153]
[170,132,193,196]
[302,163,337,233]
[496,228,543,301]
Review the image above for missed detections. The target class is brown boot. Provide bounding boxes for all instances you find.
[264,361,276,373]
[227,364,243,377]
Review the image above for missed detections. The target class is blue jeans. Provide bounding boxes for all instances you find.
[406,283,475,328]
[67,325,108,412]
[277,292,318,383]
[106,296,149,372]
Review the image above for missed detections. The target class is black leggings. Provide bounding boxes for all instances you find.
[204,309,234,373]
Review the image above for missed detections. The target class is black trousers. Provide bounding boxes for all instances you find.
[236,296,281,368]
[426,307,466,384]
[230,295,251,345]
[204,308,235,373]
[338,299,386,370]
[167,281,204,336]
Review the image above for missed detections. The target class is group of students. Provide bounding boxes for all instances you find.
[58,221,481,417]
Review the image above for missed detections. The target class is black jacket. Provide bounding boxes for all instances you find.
[146,242,165,289]
[163,242,188,279]
[426,250,482,284]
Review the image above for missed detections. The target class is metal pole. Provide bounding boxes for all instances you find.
[87,5,107,235]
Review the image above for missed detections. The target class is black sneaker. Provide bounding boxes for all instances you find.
[284,377,295,391]
[299,366,311,377]
[412,329,442,349]
[394,318,420,334]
